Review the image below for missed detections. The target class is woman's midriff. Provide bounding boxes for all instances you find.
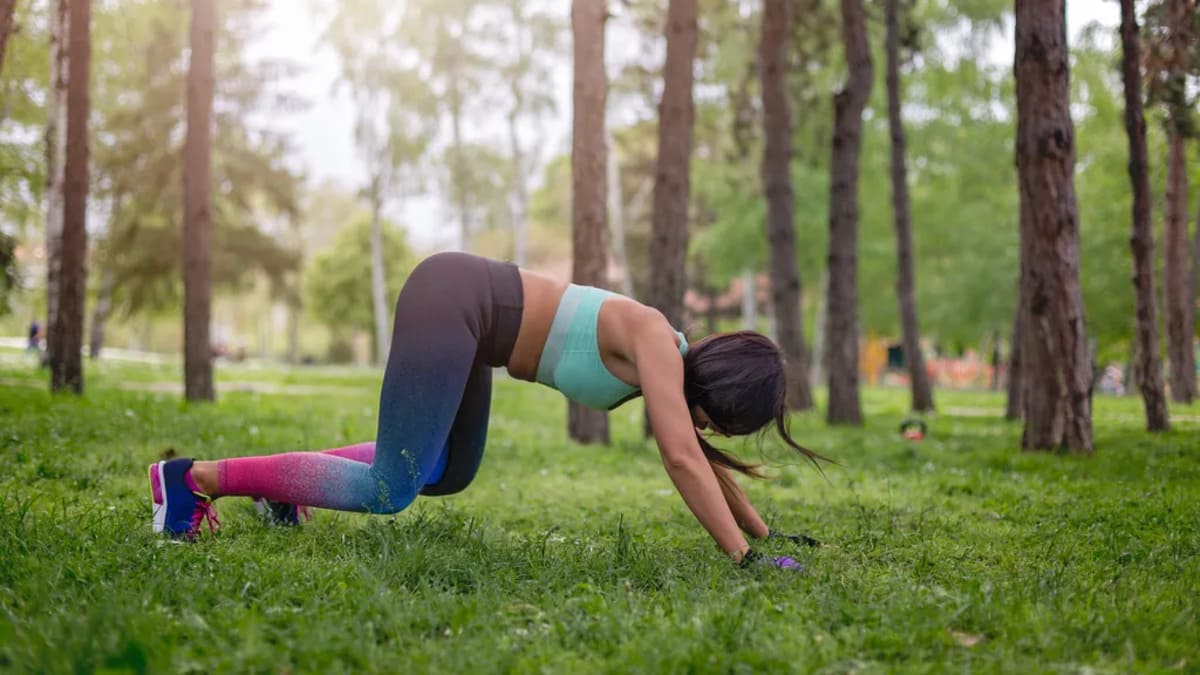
[506,269,568,381]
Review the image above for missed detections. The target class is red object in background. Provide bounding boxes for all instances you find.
[899,419,927,441]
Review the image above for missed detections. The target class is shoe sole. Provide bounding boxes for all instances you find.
[149,462,167,533]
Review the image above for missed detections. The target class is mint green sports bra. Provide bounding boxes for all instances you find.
[535,285,688,410]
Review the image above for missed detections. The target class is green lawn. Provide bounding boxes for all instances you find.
[1,351,1198,673]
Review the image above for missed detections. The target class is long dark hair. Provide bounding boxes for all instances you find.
[682,331,832,478]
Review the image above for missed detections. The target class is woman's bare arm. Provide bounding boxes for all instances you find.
[632,313,750,561]
[711,462,770,539]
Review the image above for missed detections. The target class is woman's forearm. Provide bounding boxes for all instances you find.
[662,453,750,558]
[712,463,770,539]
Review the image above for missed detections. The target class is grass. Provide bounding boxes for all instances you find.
[1,349,1198,673]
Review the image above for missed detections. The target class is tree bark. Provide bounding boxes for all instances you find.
[88,266,113,359]
[44,0,68,369]
[49,0,88,394]
[1014,0,1092,452]
[1004,301,1022,420]
[1119,0,1169,431]
[569,0,609,445]
[449,79,472,252]
[182,0,215,402]
[1163,133,1195,402]
[508,98,529,266]
[824,0,872,426]
[760,0,814,411]
[885,0,934,413]
[1160,0,1197,404]
[648,0,697,333]
[606,129,633,297]
[0,0,18,78]
[368,188,390,365]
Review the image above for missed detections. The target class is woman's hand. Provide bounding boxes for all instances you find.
[768,529,823,548]
[739,548,805,572]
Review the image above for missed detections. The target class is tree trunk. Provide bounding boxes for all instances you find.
[88,266,113,359]
[449,82,472,252]
[0,0,17,78]
[760,0,814,411]
[885,0,933,414]
[569,0,609,445]
[182,0,215,402]
[644,0,698,438]
[1163,133,1194,402]
[508,85,529,266]
[368,190,390,365]
[1005,301,1022,420]
[1119,0,1169,431]
[824,0,872,426]
[44,0,68,369]
[49,0,88,394]
[648,0,697,333]
[1014,0,1092,452]
[606,129,633,297]
[740,269,756,330]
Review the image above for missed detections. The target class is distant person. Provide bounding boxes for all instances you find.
[148,253,826,568]
[26,319,41,354]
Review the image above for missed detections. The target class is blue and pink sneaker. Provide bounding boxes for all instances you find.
[148,458,220,539]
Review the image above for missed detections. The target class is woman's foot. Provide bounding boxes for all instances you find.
[148,458,220,540]
[252,498,312,527]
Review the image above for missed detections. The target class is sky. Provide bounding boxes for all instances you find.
[253,1,1119,252]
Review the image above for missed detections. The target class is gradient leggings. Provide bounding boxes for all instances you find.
[215,253,523,513]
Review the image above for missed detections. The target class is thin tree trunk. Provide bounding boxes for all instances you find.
[990,330,1001,391]
[1163,133,1194,402]
[0,0,17,78]
[44,0,67,369]
[644,0,699,438]
[741,269,756,330]
[885,0,933,413]
[811,268,828,392]
[824,0,872,426]
[49,0,88,394]
[1005,301,1022,419]
[760,0,813,411]
[606,129,633,297]
[569,0,609,445]
[508,88,529,266]
[1014,0,1092,452]
[1120,0,1169,431]
[449,82,472,253]
[368,190,390,365]
[182,0,215,402]
[648,0,697,332]
[88,265,113,359]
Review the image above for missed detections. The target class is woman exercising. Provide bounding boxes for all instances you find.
[149,252,826,568]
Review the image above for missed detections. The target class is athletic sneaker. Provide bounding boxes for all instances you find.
[252,498,312,527]
[148,458,220,540]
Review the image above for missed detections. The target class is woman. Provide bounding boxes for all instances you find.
[149,252,826,568]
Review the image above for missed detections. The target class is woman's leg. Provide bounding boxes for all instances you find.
[421,358,491,495]
[211,258,488,514]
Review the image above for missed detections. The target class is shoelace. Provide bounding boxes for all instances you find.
[188,492,222,538]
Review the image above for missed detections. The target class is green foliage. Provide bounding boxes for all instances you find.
[0,0,50,233]
[304,217,413,337]
[0,231,17,315]
[89,0,302,316]
[0,355,1198,671]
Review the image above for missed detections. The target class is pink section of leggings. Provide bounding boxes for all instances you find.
[216,442,378,509]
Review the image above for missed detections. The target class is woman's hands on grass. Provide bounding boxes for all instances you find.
[767,528,823,548]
